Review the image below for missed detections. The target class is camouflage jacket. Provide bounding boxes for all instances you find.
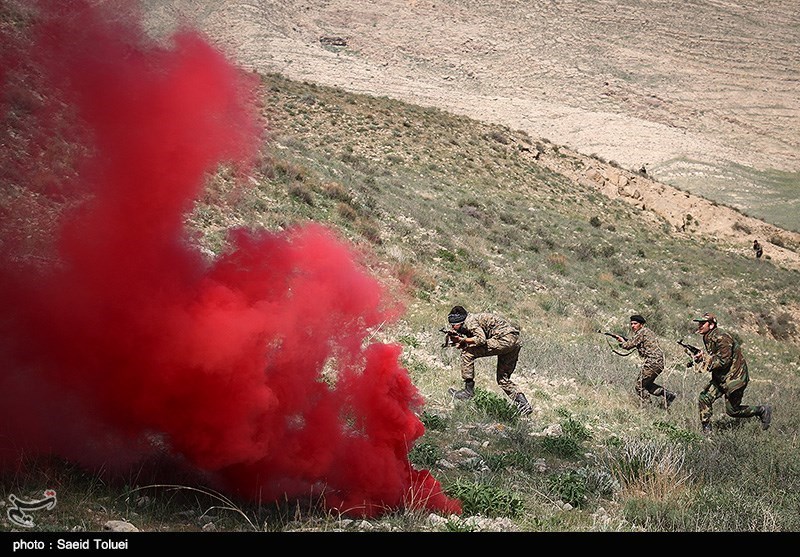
[461,312,520,349]
[701,327,749,393]
[620,326,664,365]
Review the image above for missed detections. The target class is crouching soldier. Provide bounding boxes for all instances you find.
[444,305,532,416]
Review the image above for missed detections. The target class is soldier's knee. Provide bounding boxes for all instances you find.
[724,402,741,416]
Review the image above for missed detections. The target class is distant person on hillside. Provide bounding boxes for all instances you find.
[443,305,532,416]
[753,239,763,259]
[609,314,676,408]
[691,312,772,435]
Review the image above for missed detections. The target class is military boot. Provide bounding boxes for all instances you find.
[448,379,475,400]
[665,391,677,409]
[759,405,773,430]
[514,393,533,416]
[701,422,712,436]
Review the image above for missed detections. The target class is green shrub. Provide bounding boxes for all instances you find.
[547,469,589,507]
[421,411,447,431]
[408,442,440,468]
[652,421,698,444]
[540,435,583,459]
[445,479,524,518]
[473,389,520,423]
[561,416,593,442]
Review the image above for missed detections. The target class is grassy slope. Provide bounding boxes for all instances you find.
[3,73,800,532]
[195,73,800,531]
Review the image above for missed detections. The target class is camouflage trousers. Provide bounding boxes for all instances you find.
[698,380,760,425]
[461,333,522,398]
[636,361,666,401]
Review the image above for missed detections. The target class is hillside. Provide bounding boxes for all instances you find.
[2,0,800,534]
[140,0,800,235]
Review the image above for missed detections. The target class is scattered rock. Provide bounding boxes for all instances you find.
[103,520,139,532]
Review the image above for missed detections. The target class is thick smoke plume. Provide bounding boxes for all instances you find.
[0,0,461,517]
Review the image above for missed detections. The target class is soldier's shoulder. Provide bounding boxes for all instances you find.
[464,313,485,325]
[472,312,500,320]
[711,328,734,341]
[643,328,660,340]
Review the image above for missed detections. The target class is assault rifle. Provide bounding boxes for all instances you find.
[439,327,467,348]
[597,330,632,356]
[677,339,702,368]
[598,330,627,343]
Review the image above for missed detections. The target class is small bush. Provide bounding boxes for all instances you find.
[573,242,596,261]
[473,389,520,423]
[408,442,440,468]
[758,311,796,340]
[769,235,785,248]
[731,221,752,234]
[273,158,309,182]
[445,479,524,518]
[561,416,593,442]
[546,253,568,275]
[652,421,698,444]
[288,182,314,205]
[599,244,616,257]
[321,182,353,203]
[356,219,382,244]
[540,435,583,459]
[487,130,509,145]
[421,411,447,431]
[600,438,691,503]
[336,202,358,221]
[444,518,477,532]
[547,469,589,507]
[484,450,541,474]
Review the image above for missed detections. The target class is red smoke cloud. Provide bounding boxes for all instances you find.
[0,0,460,517]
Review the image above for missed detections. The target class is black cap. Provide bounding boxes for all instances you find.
[448,305,468,324]
[630,314,646,324]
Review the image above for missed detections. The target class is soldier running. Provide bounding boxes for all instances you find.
[610,314,676,408]
[692,312,772,435]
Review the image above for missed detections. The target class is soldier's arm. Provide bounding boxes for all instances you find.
[466,316,488,347]
[619,330,642,350]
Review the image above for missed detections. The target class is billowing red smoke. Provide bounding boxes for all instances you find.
[0,0,461,517]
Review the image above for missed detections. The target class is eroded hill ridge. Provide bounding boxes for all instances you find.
[141,0,800,269]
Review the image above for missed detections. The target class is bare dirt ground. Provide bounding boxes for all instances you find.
[140,0,800,270]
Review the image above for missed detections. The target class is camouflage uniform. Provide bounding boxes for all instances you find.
[619,326,671,403]
[698,327,760,426]
[459,312,524,398]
